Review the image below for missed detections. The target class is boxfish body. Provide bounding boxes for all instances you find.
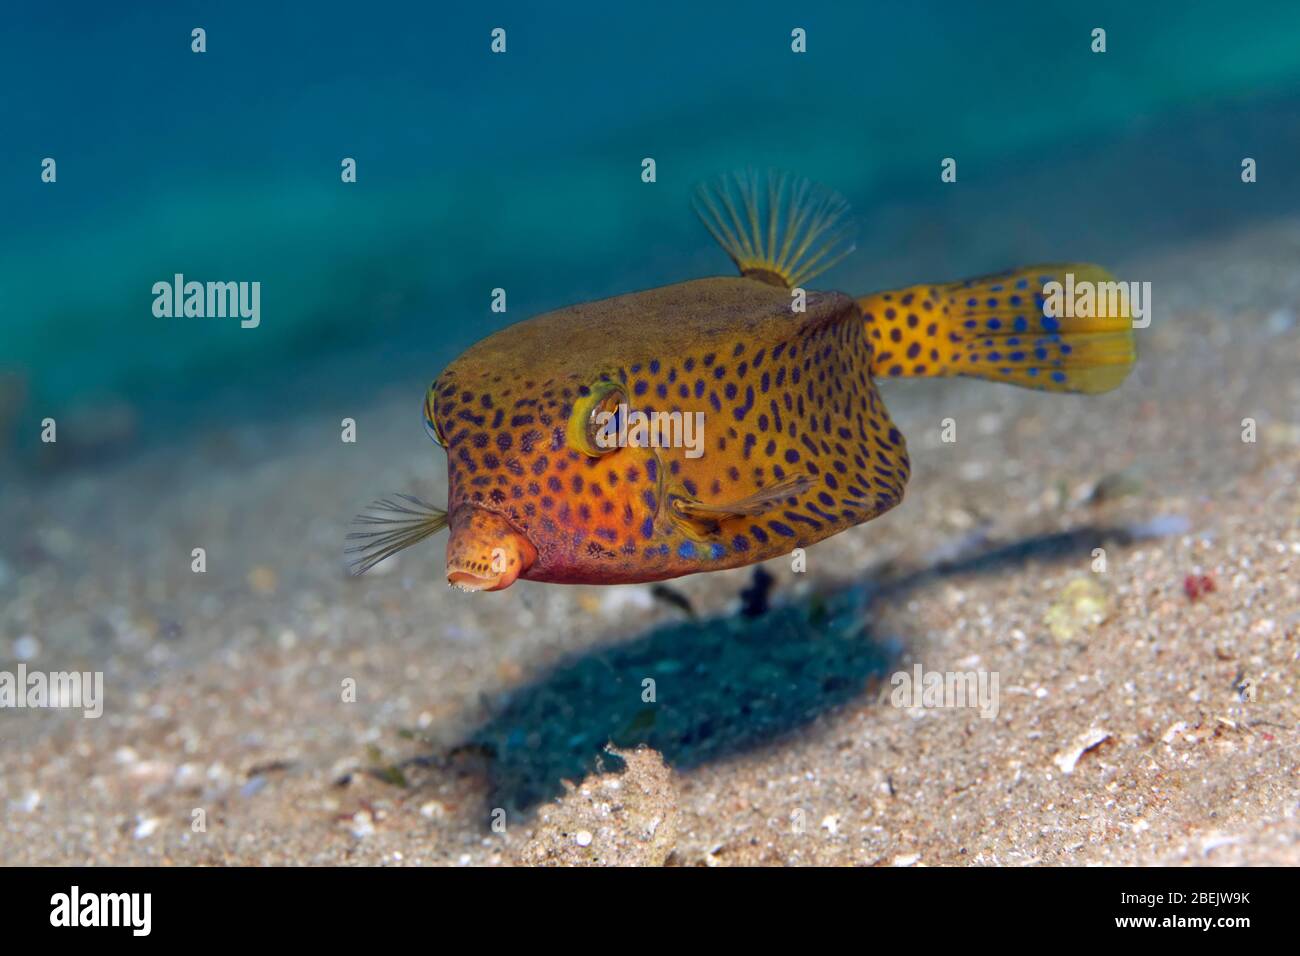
[347,171,1136,591]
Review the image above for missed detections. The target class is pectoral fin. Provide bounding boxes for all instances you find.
[671,473,815,526]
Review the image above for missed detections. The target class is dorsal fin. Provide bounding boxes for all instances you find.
[693,169,856,290]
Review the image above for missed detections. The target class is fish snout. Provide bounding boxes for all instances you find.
[445,505,536,592]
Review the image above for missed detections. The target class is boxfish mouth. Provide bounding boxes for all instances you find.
[445,505,537,592]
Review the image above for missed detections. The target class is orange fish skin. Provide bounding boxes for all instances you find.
[429,276,910,585]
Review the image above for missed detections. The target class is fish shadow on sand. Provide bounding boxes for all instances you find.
[453,524,1137,813]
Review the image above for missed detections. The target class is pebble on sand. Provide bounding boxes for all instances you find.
[247,566,279,595]
[1044,578,1109,641]
[1053,729,1113,775]
[132,817,160,840]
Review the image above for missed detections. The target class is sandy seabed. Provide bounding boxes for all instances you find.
[2,220,1298,866]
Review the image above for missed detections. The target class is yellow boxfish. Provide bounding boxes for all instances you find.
[348,171,1136,591]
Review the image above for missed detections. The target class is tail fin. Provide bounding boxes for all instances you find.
[856,264,1137,394]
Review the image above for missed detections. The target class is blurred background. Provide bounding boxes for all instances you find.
[3,0,1300,465]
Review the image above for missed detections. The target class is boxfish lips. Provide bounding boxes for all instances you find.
[445,505,537,592]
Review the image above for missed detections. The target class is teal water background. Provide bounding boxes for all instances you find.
[3,1,1300,454]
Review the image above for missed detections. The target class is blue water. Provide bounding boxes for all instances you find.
[3,1,1300,452]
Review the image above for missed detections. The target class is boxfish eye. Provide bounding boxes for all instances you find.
[423,389,446,446]
[568,382,626,457]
